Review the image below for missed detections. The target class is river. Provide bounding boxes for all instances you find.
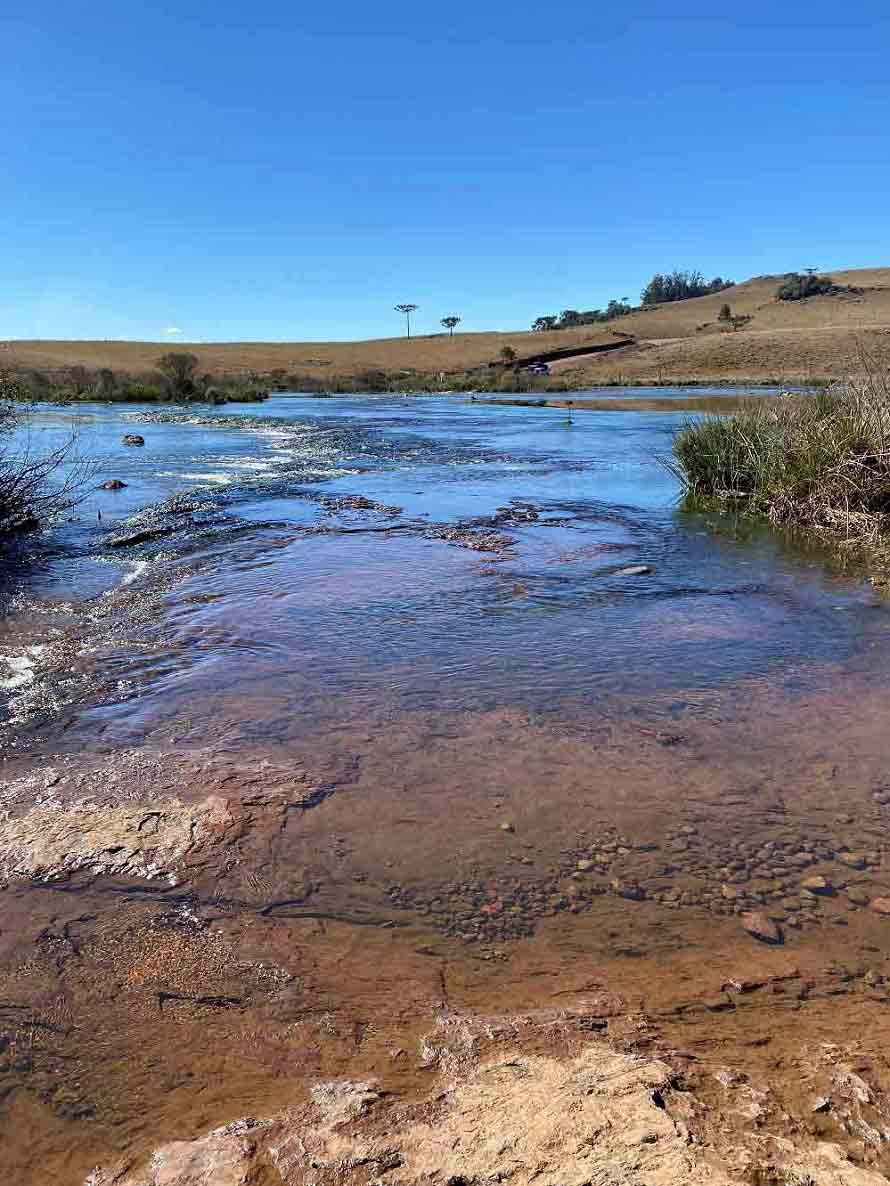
[3,391,890,1183]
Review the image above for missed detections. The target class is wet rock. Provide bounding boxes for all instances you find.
[740,912,783,945]
[616,565,652,576]
[121,433,145,446]
[837,852,867,870]
[101,479,128,490]
[108,524,176,547]
[655,732,684,747]
[429,527,514,554]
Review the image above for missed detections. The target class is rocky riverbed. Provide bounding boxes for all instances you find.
[5,393,890,1183]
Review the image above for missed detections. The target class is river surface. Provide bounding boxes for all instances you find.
[1,390,881,741]
[4,391,890,1184]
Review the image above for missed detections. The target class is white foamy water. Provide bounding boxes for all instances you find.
[0,645,46,690]
[121,559,150,586]
[156,471,233,485]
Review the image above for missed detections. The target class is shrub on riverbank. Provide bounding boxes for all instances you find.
[0,375,93,539]
[13,367,269,405]
[671,367,890,548]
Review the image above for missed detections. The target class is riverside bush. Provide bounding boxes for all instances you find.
[670,368,890,543]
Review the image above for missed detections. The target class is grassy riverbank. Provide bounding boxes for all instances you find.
[671,367,890,563]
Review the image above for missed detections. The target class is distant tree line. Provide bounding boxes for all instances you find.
[531,270,735,331]
[775,272,837,302]
[13,353,269,406]
[640,271,733,305]
[532,298,633,333]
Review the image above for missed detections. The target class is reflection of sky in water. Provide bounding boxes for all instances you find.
[3,392,889,741]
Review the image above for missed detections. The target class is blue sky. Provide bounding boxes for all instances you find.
[3,0,889,342]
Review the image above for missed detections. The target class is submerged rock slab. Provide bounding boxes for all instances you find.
[0,794,232,882]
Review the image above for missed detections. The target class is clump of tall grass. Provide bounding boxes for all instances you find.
[670,364,890,545]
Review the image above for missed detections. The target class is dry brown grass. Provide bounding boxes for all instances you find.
[4,267,890,388]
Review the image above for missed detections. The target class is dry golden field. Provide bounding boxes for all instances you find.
[4,268,890,387]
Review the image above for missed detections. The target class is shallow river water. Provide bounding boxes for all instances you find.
[4,391,890,1183]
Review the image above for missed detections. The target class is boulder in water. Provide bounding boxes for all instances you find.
[122,433,145,447]
[740,911,783,944]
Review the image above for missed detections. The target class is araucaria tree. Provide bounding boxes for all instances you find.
[395,304,418,338]
[441,316,461,337]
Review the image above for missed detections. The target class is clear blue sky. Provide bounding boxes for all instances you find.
[4,0,889,342]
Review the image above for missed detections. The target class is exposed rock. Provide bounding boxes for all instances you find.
[847,887,870,906]
[740,911,783,945]
[871,897,890,916]
[108,524,176,547]
[428,526,514,553]
[0,794,233,883]
[801,874,833,894]
[86,1043,731,1186]
[616,564,653,576]
[122,433,145,446]
[84,1028,890,1186]
[837,851,867,869]
[101,479,128,489]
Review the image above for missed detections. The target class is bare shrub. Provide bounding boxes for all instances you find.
[0,374,96,539]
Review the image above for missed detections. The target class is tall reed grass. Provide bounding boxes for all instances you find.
[670,362,890,546]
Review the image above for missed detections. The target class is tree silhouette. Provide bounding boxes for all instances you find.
[441,316,461,337]
[499,346,517,363]
[158,352,199,397]
[395,304,418,338]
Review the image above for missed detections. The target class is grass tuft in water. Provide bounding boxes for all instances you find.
[669,361,890,552]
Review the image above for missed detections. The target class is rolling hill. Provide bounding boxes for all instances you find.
[4,268,890,389]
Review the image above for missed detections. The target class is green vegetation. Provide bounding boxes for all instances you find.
[641,270,732,305]
[670,367,890,551]
[12,358,269,405]
[531,269,733,332]
[775,272,838,301]
[532,298,632,333]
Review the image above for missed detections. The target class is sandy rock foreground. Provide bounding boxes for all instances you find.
[84,1024,888,1186]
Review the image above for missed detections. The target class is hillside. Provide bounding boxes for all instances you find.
[5,267,890,389]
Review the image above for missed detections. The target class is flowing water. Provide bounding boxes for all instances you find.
[4,392,890,1183]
